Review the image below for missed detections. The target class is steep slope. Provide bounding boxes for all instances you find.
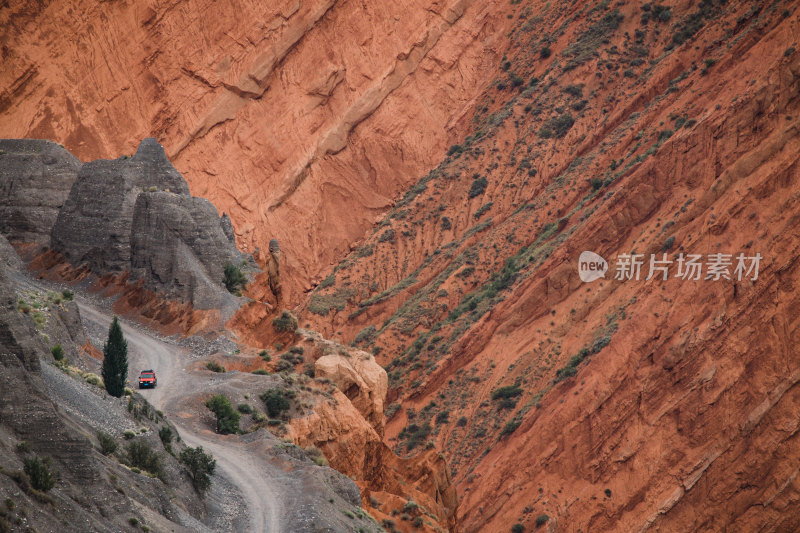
[297,1,800,531]
[0,0,514,304]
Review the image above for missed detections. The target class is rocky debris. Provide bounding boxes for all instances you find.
[0,139,80,246]
[52,138,189,272]
[130,191,241,310]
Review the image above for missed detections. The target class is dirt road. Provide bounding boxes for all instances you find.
[77,303,282,533]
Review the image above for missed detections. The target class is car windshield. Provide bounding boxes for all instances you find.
[141,373,154,378]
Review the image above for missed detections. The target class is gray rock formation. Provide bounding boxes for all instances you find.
[52,138,189,272]
[130,192,241,309]
[0,232,24,271]
[0,139,81,246]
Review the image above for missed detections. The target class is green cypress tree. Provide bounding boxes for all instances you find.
[102,316,128,397]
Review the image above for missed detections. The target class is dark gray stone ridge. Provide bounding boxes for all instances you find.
[0,139,81,246]
[131,192,242,309]
[51,137,190,272]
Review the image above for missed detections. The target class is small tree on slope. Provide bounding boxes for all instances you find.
[102,316,128,397]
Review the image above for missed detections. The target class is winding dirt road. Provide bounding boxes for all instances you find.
[77,303,282,533]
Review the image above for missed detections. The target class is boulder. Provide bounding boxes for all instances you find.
[0,139,80,246]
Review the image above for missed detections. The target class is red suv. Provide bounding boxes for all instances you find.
[138,370,157,389]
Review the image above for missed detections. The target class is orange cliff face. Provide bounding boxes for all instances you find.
[0,0,514,305]
[297,1,800,532]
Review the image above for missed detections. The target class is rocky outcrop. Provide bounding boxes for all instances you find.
[47,138,247,310]
[130,191,241,310]
[297,329,388,434]
[0,139,80,246]
[51,138,189,272]
[0,233,23,271]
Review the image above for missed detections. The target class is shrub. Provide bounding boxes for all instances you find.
[61,289,74,301]
[378,229,395,243]
[469,177,488,198]
[435,411,449,424]
[206,361,226,373]
[129,517,139,527]
[540,46,551,59]
[179,446,216,496]
[539,113,575,138]
[123,430,136,440]
[662,235,675,251]
[512,524,526,533]
[399,423,431,451]
[237,404,253,414]
[535,514,550,527]
[24,457,55,491]
[158,426,173,446]
[205,394,240,434]
[50,344,64,361]
[272,310,298,333]
[563,84,583,97]
[413,516,424,527]
[126,440,163,478]
[441,216,452,230]
[97,432,117,456]
[252,369,270,375]
[223,263,247,295]
[491,385,523,400]
[319,273,335,289]
[456,416,468,427]
[261,389,291,418]
[259,349,271,360]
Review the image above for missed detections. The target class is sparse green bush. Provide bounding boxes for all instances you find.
[206,361,226,373]
[252,369,270,375]
[512,523,525,533]
[272,310,298,333]
[61,289,74,301]
[491,385,523,400]
[261,389,291,418]
[158,426,173,446]
[179,446,216,496]
[205,394,240,434]
[126,440,163,478]
[535,514,550,527]
[319,273,335,289]
[469,177,488,198]
[123,430,136,440]
[237,404,253,414]
[539,113,575,138]
[353,325,377,346]
[223,263,247,295]
[50,344,64,361]
[399,423,431,451]
[97,432,117,455]
[24,457,55,492]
